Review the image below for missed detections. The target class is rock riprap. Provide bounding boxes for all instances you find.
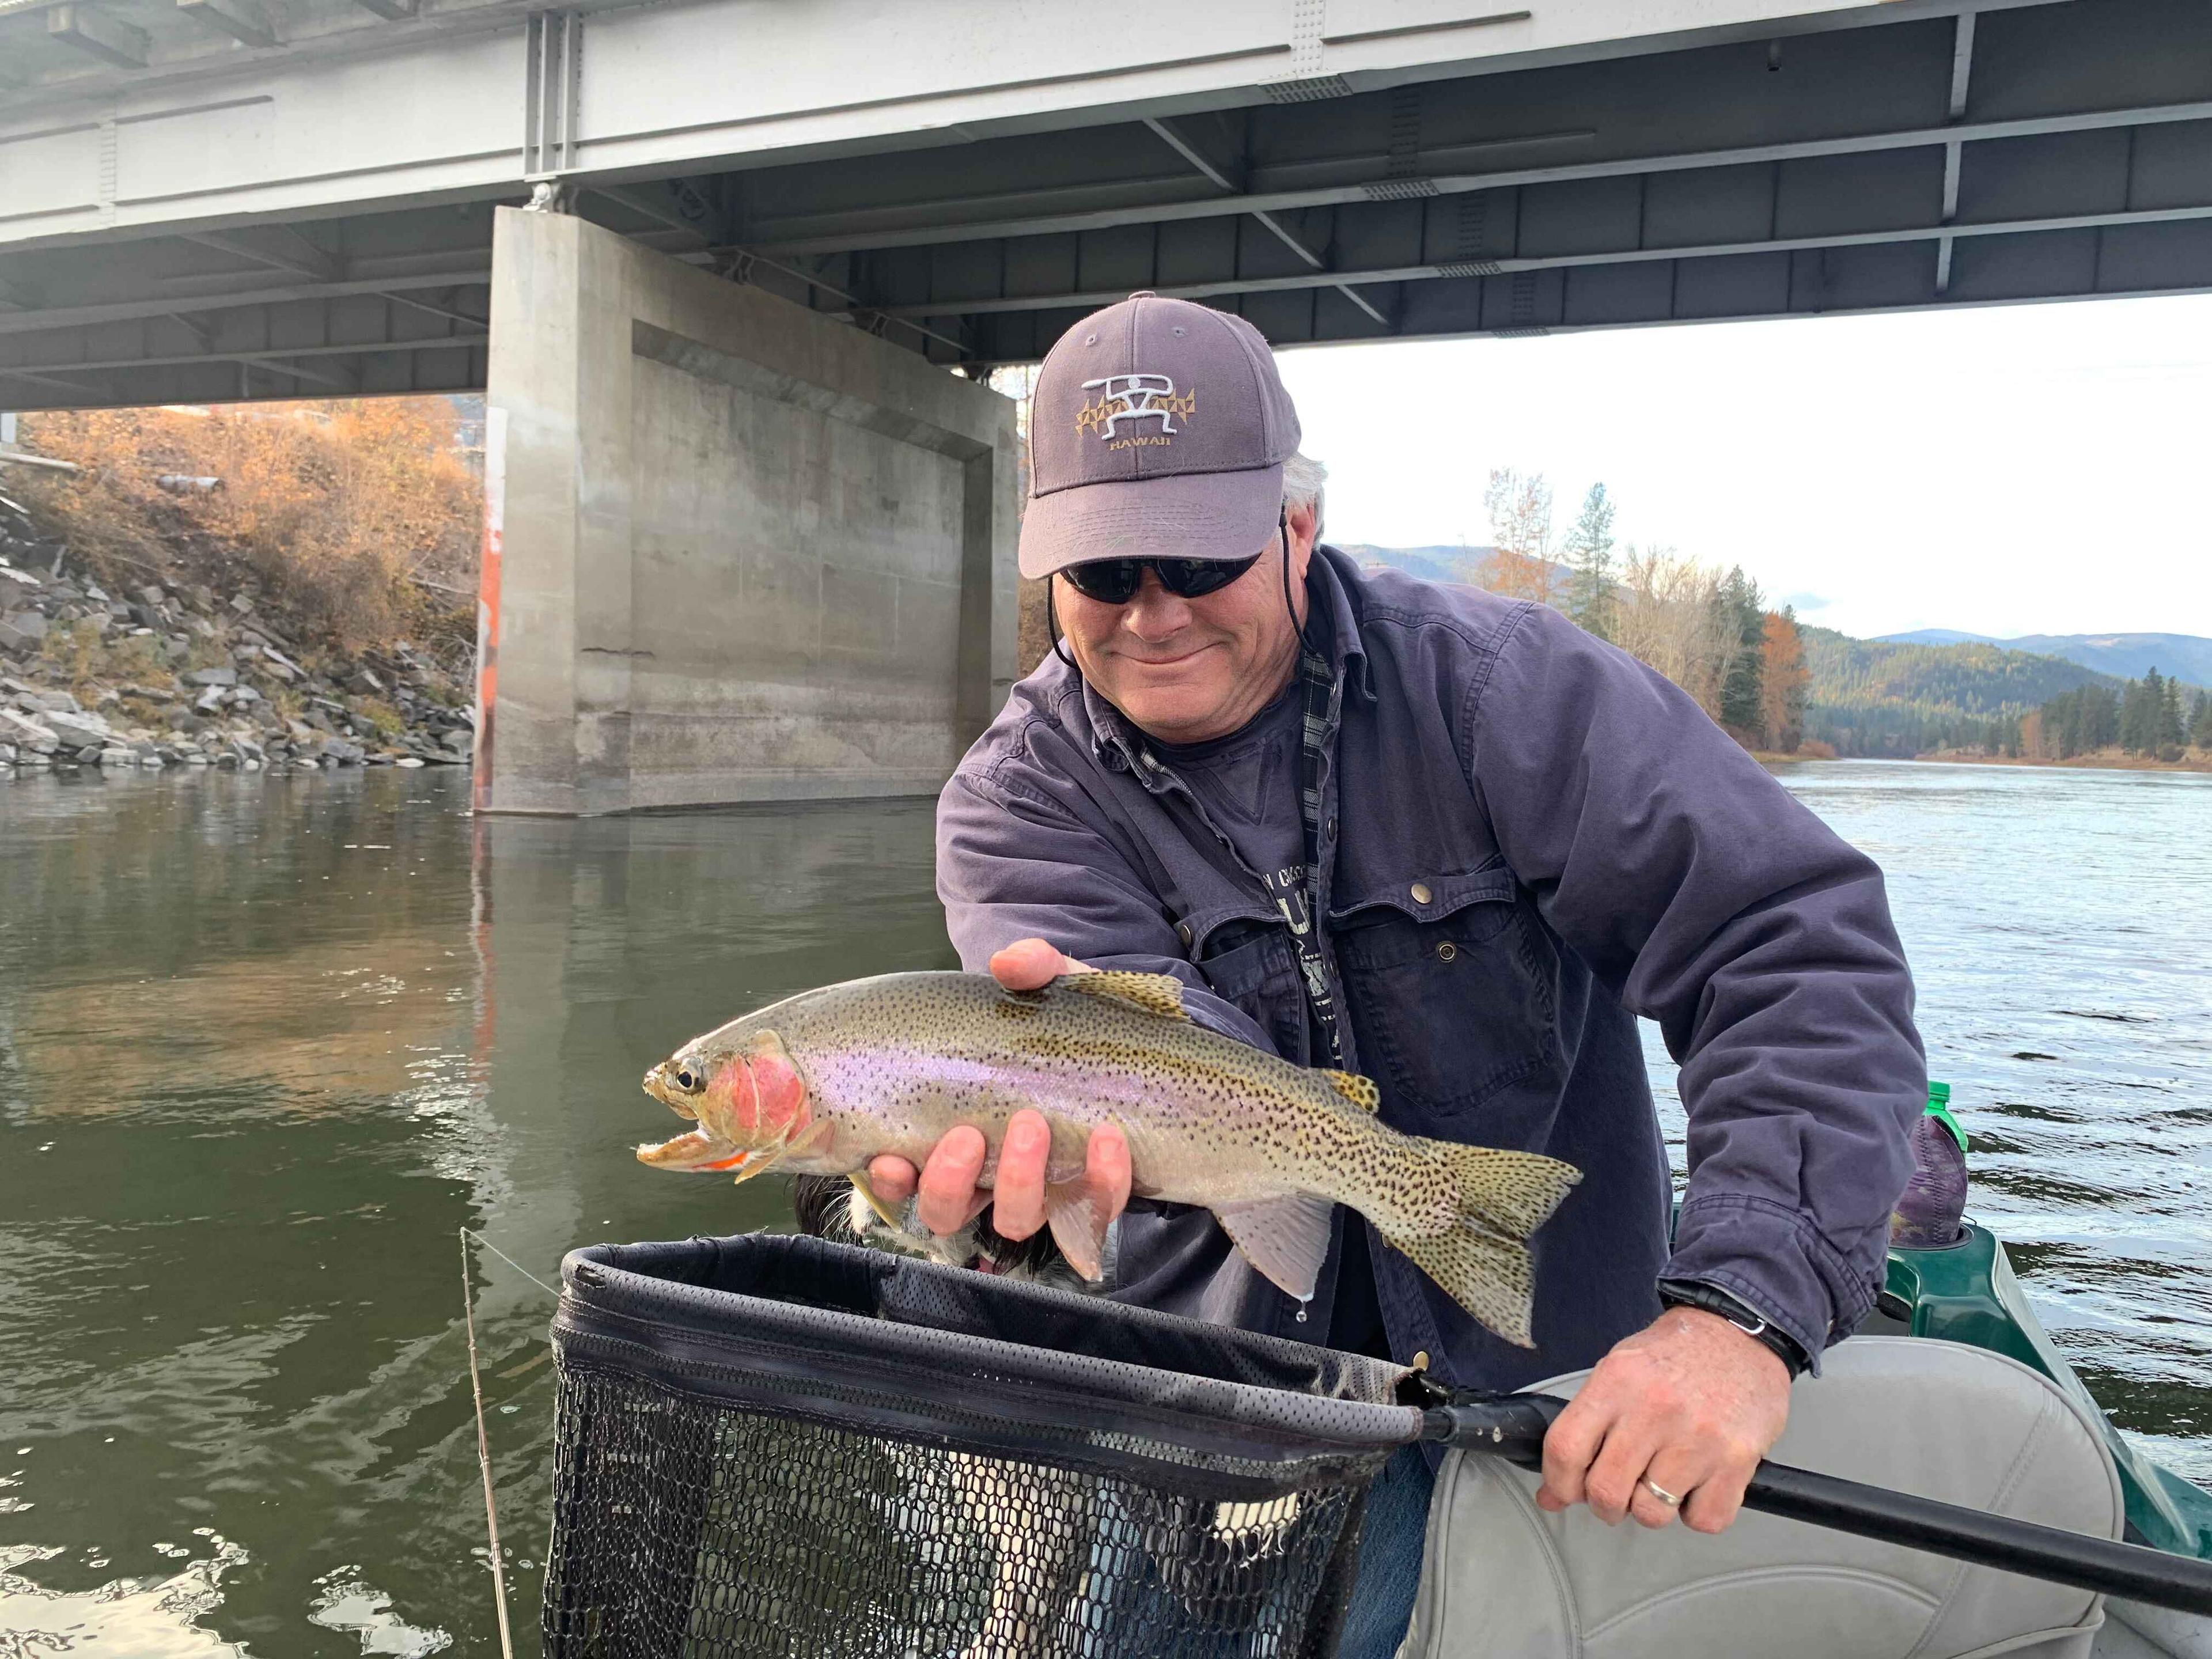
[0,512,476,777]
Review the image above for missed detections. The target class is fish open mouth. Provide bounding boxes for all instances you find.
[635,1126,755,1173]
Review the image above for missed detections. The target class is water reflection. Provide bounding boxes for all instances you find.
[1,759,2206,1654]
[0,768,953,1655]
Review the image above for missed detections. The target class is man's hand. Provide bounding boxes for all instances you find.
[1535,1305,1793,1534]
[866,939,1132,1243]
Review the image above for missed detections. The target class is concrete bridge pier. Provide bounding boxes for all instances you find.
[476,206,1020,816]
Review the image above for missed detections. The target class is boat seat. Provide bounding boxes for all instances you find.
[1402,1336,2124,1659]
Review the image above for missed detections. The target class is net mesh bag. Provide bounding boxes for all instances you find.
[542,1232,1425,1659]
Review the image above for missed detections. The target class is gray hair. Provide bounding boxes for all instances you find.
[1282,451,1327,538]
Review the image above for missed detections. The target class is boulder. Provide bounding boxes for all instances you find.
[136,585,166,608]
[194,687,227,715]
[185,666,238,687]
[1,610,47,649]
[45,711,112,749]
[0,707,57,751]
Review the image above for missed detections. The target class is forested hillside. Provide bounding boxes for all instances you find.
[1800,628,2112,756]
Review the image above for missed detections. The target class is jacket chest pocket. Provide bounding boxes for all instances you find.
[1332,868,1556,1125]
[1195,923,1311,1065]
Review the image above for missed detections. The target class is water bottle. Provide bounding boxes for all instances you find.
[1891,1080,1969,1249]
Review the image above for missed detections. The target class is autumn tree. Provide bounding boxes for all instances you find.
[1758,607,1809,752]
[1480,468,1559,603]
[1562,483,1617,640]
[1613,547,1739,719]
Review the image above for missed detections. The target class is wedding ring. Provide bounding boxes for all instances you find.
[1641,1477,1683,1509]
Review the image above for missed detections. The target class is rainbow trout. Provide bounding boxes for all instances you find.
[636,969,1580,1346]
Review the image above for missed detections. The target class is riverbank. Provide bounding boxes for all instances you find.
[1,408,478,775]
[1,526,476,774]
[1914,748,2212,775]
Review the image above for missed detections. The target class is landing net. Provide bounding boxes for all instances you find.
[541,1233,1421,1658]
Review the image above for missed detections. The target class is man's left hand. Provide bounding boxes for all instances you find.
[1534,1306,1793,1534]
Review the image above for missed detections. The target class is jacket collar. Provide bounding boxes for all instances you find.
[1078,543,1374,774]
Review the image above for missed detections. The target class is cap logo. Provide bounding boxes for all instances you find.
[1075,373,1197,449]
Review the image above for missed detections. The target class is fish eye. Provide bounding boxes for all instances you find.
[673,1066,701,1093]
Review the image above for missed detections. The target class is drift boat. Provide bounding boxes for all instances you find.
[1406,1217,2212,1658]
[1876,1223,2212,1657]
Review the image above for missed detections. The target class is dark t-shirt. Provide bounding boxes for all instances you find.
[1152,676,1393,1359]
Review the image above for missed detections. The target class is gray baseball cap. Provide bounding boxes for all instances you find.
[1018,293,1302,580]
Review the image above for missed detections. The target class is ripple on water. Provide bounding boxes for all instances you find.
[0,1533,251,1658]
[308,1567,453,1657]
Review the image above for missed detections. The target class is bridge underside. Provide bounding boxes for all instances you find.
[2,0,2209,410]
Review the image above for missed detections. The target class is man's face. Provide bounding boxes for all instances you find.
[1055,501,1317,745]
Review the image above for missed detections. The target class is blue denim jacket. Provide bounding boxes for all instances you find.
[937,547,1923,1391]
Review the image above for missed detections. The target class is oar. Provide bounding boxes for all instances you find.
[1422,1395,2212,1618]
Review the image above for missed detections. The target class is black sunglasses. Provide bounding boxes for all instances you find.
[1058,553,1263,605]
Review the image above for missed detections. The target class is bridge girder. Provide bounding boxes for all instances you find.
[1,0,2207,408]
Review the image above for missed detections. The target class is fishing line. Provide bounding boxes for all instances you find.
[460,1226,560,1300]
[459,1228,518,1659]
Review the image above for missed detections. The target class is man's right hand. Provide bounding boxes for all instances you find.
[866,939,1132,1243]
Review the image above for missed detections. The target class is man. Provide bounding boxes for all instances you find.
[869,293,1923,1647]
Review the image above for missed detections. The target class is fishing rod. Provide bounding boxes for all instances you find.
[1424,1394,2212,1618]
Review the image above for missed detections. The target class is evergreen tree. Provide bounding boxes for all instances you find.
[2192,690,2212,750]
[2120,672,2160,755]
[1562,483,1618,641]
[1717,566,1764,732]
[2159,674,2187,749]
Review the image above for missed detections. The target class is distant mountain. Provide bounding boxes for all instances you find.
[1801,628,2138,757]
[1880,628,1992,646]
[1342,543,1494,586]
[1876,629,2212,686]
[1805,628,2116,714]
[1344,542,1588,593]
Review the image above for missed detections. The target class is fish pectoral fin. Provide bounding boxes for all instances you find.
[847,1171,904,1233]
[1322,1069,1381,1113]
[729,1147,783,1188]
[1044,1181,1113,1282]
[1213,1193,1336,1305]
[1062,971,1187,1021]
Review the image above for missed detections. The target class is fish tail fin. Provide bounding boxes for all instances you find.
[1380,1141,1581,1347]
[1388,1223,1540,1349]
[1419,1139,1582,1240]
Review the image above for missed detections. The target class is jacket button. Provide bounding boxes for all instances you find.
[1176,921,1194,947]
[1435,941,1457,963]
[1409,881,1433,904]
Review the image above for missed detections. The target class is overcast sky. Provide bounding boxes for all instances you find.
[1272,291,2212,642]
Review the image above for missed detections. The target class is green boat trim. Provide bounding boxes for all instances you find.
[1882,1223,2212,1563]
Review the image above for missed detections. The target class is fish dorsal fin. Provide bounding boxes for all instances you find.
[1324,1070,1381,1113]
[1213,1193,1336,1304]
[1063,971,1187,1021]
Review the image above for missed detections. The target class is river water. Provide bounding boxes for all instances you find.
[1,759,2206,1654]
